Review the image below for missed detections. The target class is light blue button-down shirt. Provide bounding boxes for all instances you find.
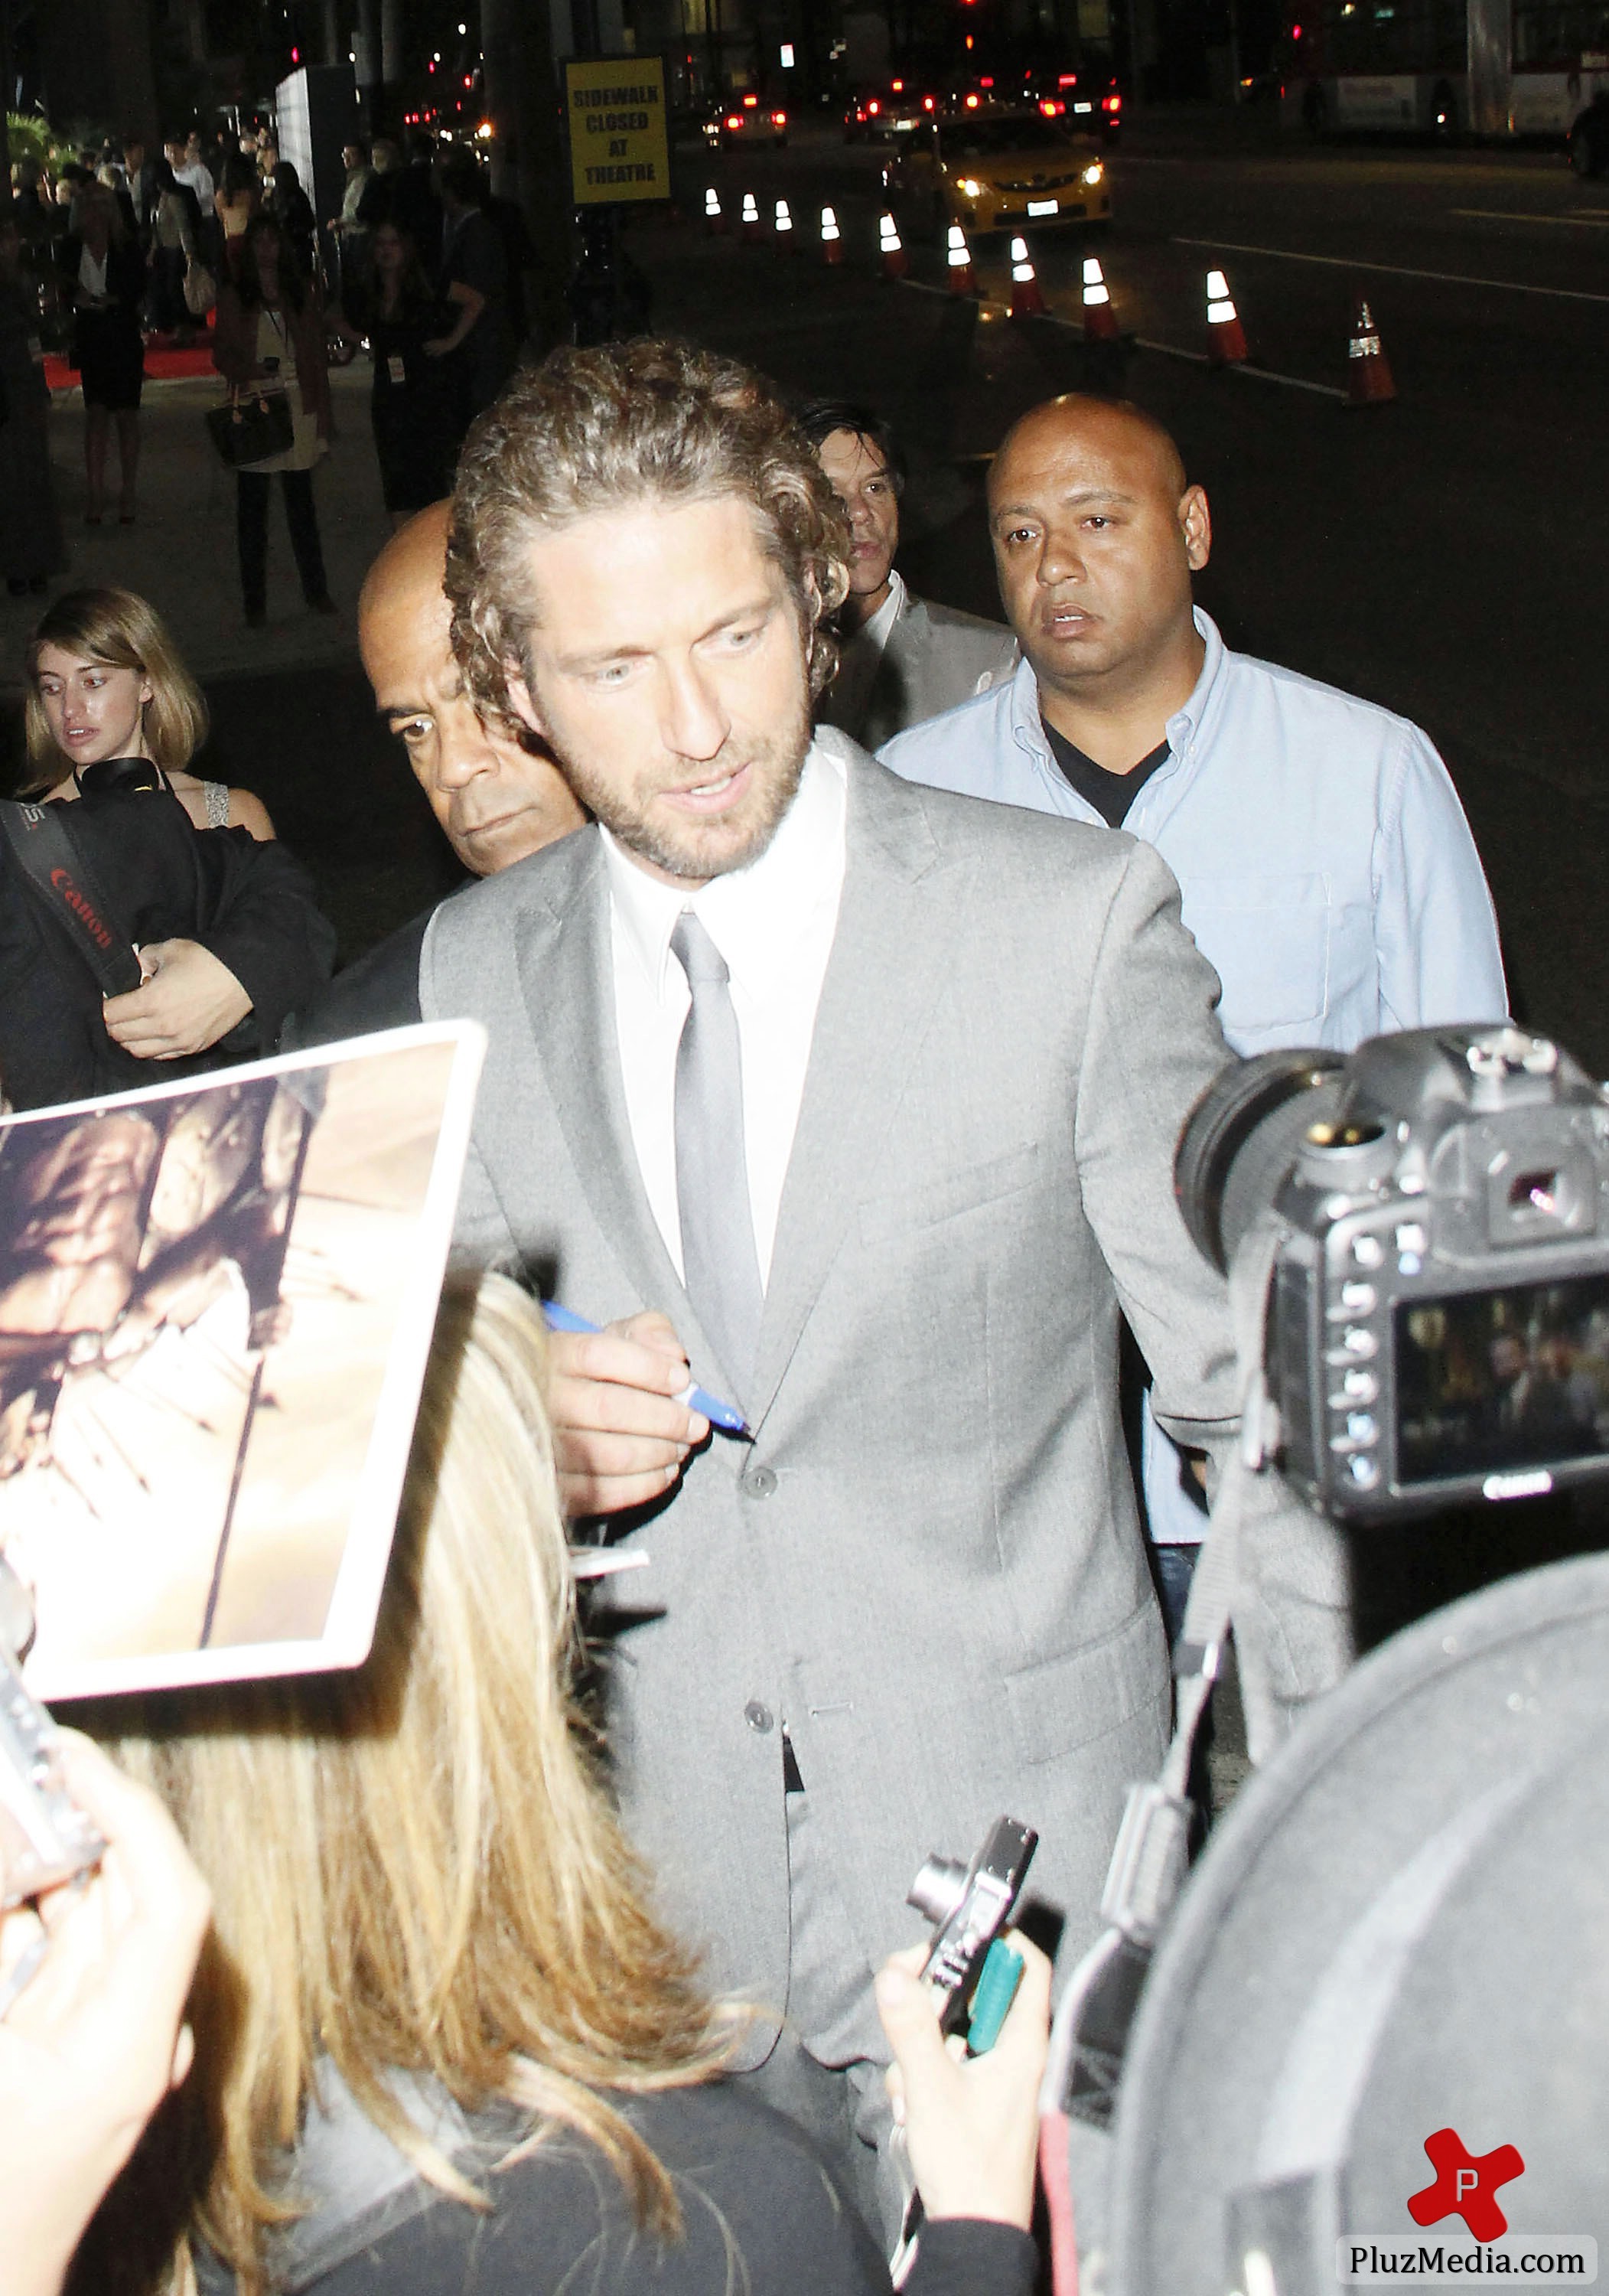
[879,608,1507,1060]
[881,608,1508,1541]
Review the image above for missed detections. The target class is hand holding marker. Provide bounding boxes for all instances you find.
[539,1302,751,1434]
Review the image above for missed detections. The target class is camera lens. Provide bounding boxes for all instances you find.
[907,1854,969,1926]
[1175,1050,1348,1274]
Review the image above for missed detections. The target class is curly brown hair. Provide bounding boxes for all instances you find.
[446,339,851,735]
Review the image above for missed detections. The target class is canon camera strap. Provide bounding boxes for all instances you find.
[0,800,145,997]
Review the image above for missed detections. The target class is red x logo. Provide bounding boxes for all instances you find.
[1408,2128,1526,2242]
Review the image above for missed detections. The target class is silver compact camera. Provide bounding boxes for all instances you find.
[1177,1025,1609,1524]
[907,1814,1037,2039]
[0,1557,104,1913]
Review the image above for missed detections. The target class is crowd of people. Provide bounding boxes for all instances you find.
[0,178,1519,2289]
[2,122,527,608]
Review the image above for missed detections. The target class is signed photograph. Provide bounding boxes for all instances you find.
[0,1025,483,1699]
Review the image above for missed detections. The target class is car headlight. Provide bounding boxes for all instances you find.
[1082,162,1104,186]
[957,177,985,197]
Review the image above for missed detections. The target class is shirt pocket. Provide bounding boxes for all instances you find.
[1182,872,1332,1035]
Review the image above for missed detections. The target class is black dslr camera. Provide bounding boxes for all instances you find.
[1176,1024,1609,1523]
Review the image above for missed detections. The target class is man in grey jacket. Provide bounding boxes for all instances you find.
[429,341,1348,2229]
[800,398,1018,751]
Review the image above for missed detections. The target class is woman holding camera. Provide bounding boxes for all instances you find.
[24,586,274,837]
[66,1276,1044,2296]
[0,585,332,1109]
[212,212,337,629]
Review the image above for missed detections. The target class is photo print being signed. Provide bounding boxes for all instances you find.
[0,1027,481,1701]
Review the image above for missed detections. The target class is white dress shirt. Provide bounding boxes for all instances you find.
[603,737,848,1287]
[175,159,216,207]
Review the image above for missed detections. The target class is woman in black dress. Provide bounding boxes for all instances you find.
[266,158,318,278]
[363,218,458,523]
[57,179,145,523]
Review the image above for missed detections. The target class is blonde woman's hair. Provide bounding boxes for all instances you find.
[74,1274,732,2295]
[24,587,209,791]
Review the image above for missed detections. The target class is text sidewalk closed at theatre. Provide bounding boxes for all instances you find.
[565,55,670,204]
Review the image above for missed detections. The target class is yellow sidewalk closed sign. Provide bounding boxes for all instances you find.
[566,55,670,204]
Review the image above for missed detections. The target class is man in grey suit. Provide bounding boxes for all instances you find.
[430,341,1347,2228]
[800,398,1018,752]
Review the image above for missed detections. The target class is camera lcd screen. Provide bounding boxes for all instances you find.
[1396,1274,1609,1486]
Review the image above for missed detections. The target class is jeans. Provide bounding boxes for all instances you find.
[236,467,328,615]
[1149,1539,1203,1647]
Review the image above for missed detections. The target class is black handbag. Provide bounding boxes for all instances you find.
[205,387,294,469]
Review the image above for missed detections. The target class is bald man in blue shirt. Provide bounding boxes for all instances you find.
[881,393,1506,1603]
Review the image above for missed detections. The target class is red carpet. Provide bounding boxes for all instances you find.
[44,321,219,394]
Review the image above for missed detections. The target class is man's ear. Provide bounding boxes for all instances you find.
[505,667,547,739]
[1181,485,1212,574]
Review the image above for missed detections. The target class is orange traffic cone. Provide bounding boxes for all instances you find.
[946,223,975,296]
[774,197,795,251]
[704,187,725,235]
[820,205,843,266]
[1346,295,1396,406]
[1082,255,1120,342]
[878,211,907,280]
[1008,236,1046,319]
[1206,268,1248,365]
[740,192,761,243]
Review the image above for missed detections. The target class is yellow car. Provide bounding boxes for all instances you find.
[888,106,1111,238]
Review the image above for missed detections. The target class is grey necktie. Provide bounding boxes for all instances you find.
[671,911,764,1401]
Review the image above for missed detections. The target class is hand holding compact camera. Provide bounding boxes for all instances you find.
[0,1730,209,2296]
[887,1815,1040,2283]
[0,1559,103,1950]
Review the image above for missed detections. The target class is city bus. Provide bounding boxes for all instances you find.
[1276,0,1609,161]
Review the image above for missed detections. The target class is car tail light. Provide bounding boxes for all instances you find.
[891,77,904,90]
[1058,71,1078,84]
[979,73,994,85]
[725,113,741,128]
[965,92,979,107]
[923,93,935,109]
[1038,97,1065,114]
[868,98,880,112]
[771,109,786,123]
[1103,91,1122,110]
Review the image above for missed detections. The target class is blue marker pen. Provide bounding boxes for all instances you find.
[540,1302,751,1437]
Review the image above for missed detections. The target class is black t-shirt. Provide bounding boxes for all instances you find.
[1041,716,1170,829]
[194,2080,1037,2296]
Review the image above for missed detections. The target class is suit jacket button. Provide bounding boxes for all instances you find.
[743,1464,778,1499]
[744,1701,774,1733]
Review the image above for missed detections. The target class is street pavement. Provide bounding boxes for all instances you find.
[662,113,1609,1073]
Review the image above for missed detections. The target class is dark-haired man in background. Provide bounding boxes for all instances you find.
[799,399,1016,750]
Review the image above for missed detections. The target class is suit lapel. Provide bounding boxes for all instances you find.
[862,592,923,754]
[751,758,969,1424]
[515,834,697,1333]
